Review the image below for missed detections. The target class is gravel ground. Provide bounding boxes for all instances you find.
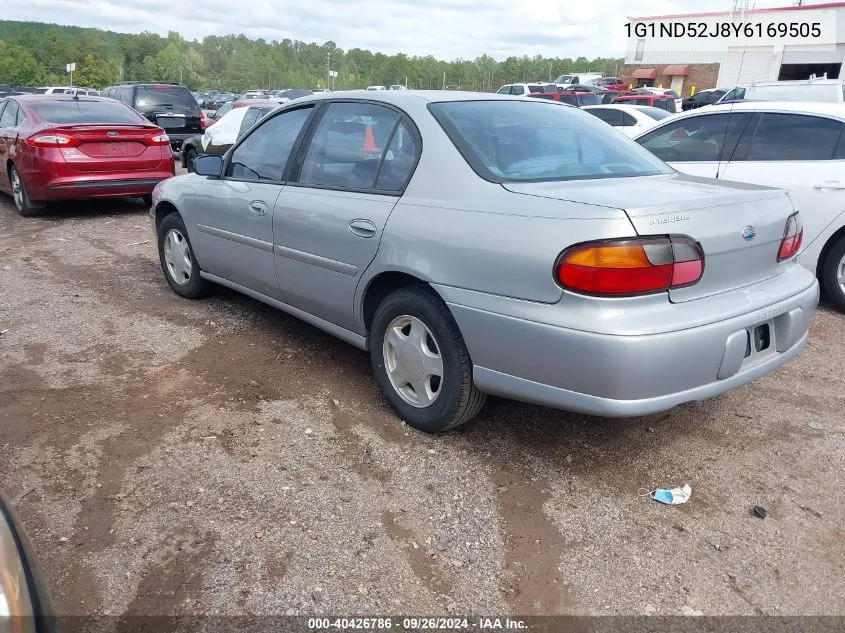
[0,185,843,618]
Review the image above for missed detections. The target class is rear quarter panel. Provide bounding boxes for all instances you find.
[356,97,636,325]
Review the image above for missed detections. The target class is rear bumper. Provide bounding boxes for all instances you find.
[164,132,201,149]
[31,174,174,201]
[438,270,820,417]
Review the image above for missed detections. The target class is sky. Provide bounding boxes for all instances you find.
[2,0,835,60]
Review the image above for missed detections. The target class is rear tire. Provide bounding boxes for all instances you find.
[185,149,198,173]
[156,212,214,299]
[821,236,845,312]
[9,164,44,217]
[370,285,486,433]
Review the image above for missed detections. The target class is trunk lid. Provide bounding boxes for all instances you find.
[503,173,795,302]
[55,125,168,173]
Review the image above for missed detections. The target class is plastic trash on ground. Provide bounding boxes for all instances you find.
[649,484,692,505]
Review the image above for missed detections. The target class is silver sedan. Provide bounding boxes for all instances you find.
[149,91,819,433]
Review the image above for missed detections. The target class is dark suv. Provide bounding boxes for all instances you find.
[101,82,203,149]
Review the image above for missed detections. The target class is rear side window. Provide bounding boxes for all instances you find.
[376,121,419,191]
[430,100,670,182]
[0,101,17,127]
[134,85,198,110]
[509,86,525,95]
[637,113,749,162]
[527,85,545,93]
[639,106,672,121]
[298,102,400,190]
[587,108,624,126]
[29,100,145,124]
[496,86,511,94]
[741,113,845,161]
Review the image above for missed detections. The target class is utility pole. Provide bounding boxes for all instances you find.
[327,52,331,91]
[179,67,183,84]
[549,60,553,81]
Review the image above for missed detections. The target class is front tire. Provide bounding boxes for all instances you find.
[370,286,486,433]
[9,165,44,217]
[156,212,214,299]
[821,236,845,312]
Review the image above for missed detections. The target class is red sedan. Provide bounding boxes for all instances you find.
[0,94,175,216]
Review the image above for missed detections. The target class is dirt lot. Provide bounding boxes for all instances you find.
[1,185,843,619]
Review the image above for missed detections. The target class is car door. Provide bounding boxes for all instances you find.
[273,101,420,332]
[191,105,316,299]
[0,100,21,192]
[636,112,752,179]
[720,112,845,266]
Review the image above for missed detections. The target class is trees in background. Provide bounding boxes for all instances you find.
[0,20,623,91]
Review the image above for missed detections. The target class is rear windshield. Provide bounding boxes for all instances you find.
[134,85,198,109]
[578,94,602,105]
[429,100,671,183]
[29,100,146,124]
[638,106,673,120]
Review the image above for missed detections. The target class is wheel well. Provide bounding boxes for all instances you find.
[362,272,428,333]
[153,201,179,231]
[816,225,845,279]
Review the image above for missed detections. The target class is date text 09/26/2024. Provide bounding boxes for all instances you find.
[308,617,528,630]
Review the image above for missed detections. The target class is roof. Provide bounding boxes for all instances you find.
[4,94,108,102]
[294,90,551,106]
[675,100,845,118]
[583,104,666,112]
[630,1,845,21]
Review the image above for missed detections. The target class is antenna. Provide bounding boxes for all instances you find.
[716,0,755,181]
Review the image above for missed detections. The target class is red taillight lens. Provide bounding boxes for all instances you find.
[26,134,79,148]
[777,212,803,262]
[555,236,704,296]
[145,133,170,146]
[199,112,207,129]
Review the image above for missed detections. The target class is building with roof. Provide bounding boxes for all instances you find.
[622,2,845,95]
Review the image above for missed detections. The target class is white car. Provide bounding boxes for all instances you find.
[366,85,387,91]
[635,101,845,310]
[717,77,845,105]
[496,83,556,96]
[582,104,674,138]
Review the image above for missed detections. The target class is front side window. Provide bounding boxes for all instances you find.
[510,86,525,95]
[227,106,313,181]
[298,102,400,189]
[430,100,671,182]
[637,113,748,162]
[741,113,844,161]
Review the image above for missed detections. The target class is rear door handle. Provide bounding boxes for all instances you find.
[814,181,845,190]
[248,201,268,215]
[348,218,377,238]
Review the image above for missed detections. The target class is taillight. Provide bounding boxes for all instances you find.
[146,133,170,146]
[777,212,803,262]
[200,112,207,129]
[555,236,704,296]
[26,134,79,148]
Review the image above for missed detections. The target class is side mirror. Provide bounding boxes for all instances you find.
[0,493,55,629]
[193,155,223,178]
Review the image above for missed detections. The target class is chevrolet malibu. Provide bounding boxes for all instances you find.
[149,91,819,433]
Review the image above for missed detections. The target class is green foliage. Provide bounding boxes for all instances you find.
[0,19,623,91]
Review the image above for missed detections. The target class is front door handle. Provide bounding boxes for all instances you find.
[248,201,268,215]
[814,181,845,190]
[348,218,377,238]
